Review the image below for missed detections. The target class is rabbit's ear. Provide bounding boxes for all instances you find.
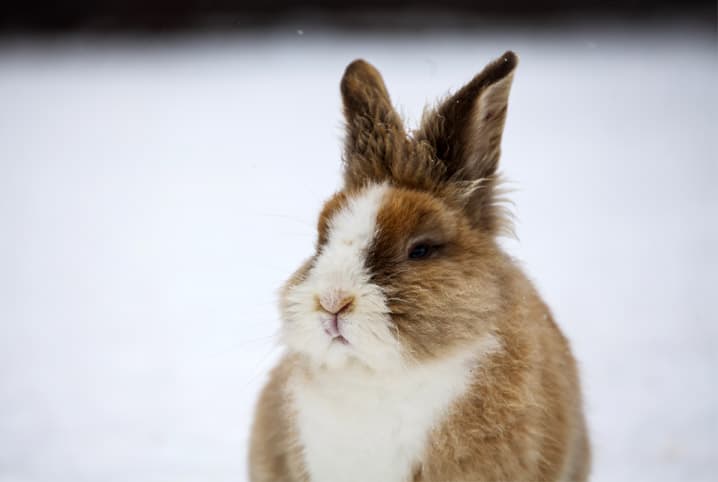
[340,60,406,187]
[418,51,517,183]
[417,51,518,233]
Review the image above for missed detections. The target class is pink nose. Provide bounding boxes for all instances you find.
[317,291,355,315]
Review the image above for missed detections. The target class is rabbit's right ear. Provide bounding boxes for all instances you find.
[340,60,406,187]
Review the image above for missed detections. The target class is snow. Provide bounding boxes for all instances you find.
[1,24,716,482]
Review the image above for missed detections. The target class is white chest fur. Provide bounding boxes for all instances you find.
[289,343,496,482]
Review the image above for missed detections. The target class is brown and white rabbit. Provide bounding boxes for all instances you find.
[248,51,590,482]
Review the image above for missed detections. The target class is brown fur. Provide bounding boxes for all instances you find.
[249,52,590,482]
[316,191,348,248]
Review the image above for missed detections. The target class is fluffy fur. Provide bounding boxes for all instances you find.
[248,51,590,482]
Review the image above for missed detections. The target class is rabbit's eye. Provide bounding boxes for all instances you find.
[408,243,432,260]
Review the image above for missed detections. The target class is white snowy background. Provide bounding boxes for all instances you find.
[1,22,716,482]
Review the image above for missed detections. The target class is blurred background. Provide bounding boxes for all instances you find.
[1,2,716,482]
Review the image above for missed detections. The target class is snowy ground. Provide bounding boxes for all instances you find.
[1,23,716,482]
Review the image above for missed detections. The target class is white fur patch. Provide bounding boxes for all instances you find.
[281,183,400,370]
[290,336,501,482]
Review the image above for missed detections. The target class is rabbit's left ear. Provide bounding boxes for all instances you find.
[340,59,406,186]
[417,51,518,183]
[416,51,518,234]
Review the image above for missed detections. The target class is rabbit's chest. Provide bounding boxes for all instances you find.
[289,357,476,482]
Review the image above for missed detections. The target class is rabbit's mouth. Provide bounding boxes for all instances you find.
[328,334,349,345]
[322,312,351,346]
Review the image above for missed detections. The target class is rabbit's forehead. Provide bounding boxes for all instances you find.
[307,183,389,298]
[322,183,388,253]
[318,183,452,278]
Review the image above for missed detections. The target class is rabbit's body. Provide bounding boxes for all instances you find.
[248,53,590,482]
[250,261,589,482]
[292,342,488,482]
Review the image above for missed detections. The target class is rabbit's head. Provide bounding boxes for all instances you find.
[280,52,518,371]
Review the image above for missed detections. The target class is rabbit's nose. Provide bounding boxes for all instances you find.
[317,291,355,315]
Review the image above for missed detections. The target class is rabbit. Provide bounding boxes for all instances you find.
[248,51,590,482]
